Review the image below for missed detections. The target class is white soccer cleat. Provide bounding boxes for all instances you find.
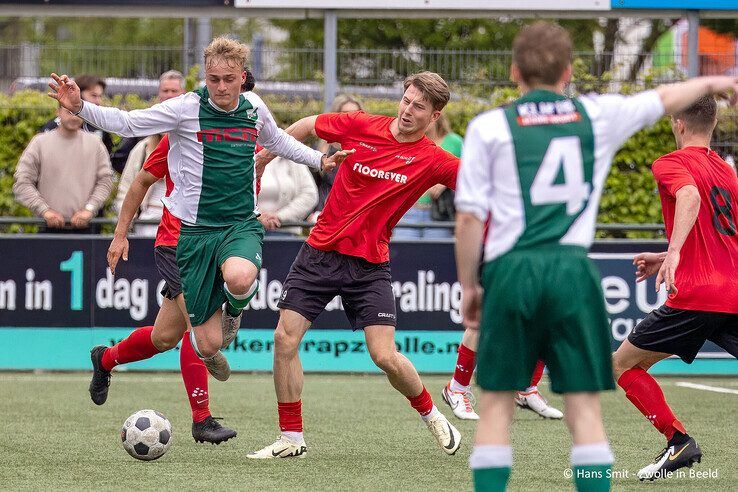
[425,412,462,455]
[220,303,243,349]
[247,435,308,459]
[441,384,480,420]
[515,390,563,419]
[203,351,231,382]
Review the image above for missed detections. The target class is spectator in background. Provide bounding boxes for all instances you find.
[309,94,363,220]
[393,113,462,239]
[40,74,114,157]
[114,70,186,236]
[14,104,113,233]
[110,70,188,174]
[258,156,318,236]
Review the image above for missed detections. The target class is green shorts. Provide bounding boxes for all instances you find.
[176,218,264,327]
[476,245,615,394]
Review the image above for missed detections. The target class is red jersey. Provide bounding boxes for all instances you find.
[142,135,180,247]
[308,111,459,263]
[652,146,738,313]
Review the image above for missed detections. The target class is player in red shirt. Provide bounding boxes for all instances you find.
[612,96,738,480]
[248,72,462,459]
[89,134,237,444]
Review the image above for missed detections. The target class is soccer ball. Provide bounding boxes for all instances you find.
[120,409,172,461]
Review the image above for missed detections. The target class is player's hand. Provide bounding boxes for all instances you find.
[71,209,94,228]
[255,149,276,180]
[48,73,83,113]
[633,251,667,282]
[461,284,483,330]
[258,212,281,230]
[711,75,738,106]
[42,209,65,228]
[655,250,679,294]
[322,149,355,172]
[107,234,129,275]
[428,184,447,200]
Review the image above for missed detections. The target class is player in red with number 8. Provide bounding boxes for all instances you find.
[613,96,738,481]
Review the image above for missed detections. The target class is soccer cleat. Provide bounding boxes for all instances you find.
[89,345,111,405]
[515,389,563,419]
[426,412,462,455]
[220,303,243,349]
[637,438,702,481]
[191,416,237,444]
[441,384,479,420]
[247,435,308,459]
[203,351,231,382]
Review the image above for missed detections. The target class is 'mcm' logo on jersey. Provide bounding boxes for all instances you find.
[197,127,258,144]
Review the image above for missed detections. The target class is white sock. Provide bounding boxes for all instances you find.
[420,405,440,422]
[522,385,537,394]
[189,330,205,359]
[282,431,304,443]
[571,442,614,466]
[224,280,258,300]
[469,445,513,469]
[449,378,469,393]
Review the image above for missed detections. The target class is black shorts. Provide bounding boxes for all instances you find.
[628,305,738,363]
[154,246,182,300]
[278,243,396,330]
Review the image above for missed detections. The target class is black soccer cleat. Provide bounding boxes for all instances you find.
[89,345,111,406]
[637,437,702,481]
[192,416,237,444]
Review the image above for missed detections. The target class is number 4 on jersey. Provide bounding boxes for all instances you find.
[530,136,591,215]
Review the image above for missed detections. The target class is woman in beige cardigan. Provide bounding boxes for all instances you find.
[257,156,318,236]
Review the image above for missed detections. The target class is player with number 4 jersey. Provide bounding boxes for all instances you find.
[455,21,738,492]
[613,96,738,482]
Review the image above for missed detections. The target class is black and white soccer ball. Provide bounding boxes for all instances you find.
[120,409,172,461]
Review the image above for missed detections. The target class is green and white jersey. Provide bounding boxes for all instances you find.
[456,89,664,262]
[78,87,322,226]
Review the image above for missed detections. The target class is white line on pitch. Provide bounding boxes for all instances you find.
[676,382,738,395]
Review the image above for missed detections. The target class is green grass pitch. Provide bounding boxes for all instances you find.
[0,372,736,491]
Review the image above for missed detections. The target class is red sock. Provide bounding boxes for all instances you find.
[101,326,159,371]
[529,360,545,388]
[618,368,687,441]
[452,344,476,387]
[278,401,303,432]
[180,331,211,423]
[408,387,434,416]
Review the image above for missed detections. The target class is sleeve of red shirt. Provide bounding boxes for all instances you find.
[142,134,170,179]
[651,155,696,197]
[433,148,460,190]
[314,111,363,145]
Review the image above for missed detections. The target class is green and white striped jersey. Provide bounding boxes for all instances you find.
[78,87,323,226]
[456,89,664,262]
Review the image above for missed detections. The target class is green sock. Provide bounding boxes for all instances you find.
[224,280,259,315]
[472,467,511,492]
[573,465,611,492]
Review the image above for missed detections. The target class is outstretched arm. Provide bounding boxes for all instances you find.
[107,169,160,274]
[657,76,738,115]
[256,114,353,178]
[48,73,180,137]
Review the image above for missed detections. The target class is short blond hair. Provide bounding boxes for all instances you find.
[403,71,450,111]
[204,36,249,70]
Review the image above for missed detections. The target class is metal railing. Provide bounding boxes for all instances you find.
[1,43,725,88]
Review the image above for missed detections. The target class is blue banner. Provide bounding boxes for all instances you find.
[0,236,735,374]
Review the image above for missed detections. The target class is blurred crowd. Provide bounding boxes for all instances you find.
[13,72,457,238]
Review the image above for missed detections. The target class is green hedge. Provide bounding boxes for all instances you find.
[2,88,735,237]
